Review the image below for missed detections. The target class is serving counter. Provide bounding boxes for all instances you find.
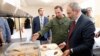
[0,41,63,56]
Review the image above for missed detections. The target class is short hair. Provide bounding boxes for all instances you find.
[38,8,43,12]
[86,7,92,11]
[54,5,63,11]
[68,2,81,11]
[81,9,88,15]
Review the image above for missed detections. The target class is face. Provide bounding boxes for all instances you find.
[87,9,92,16]
[66,6,77,21]
[55,8,63,19]
[38,9,44,16]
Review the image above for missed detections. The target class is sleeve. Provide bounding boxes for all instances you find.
[4,19,11,43]
[72,21,95,54]
[46,18,52,38]
[39,19,53,37]
[32,18,35,34]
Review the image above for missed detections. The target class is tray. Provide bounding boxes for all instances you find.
[40,43,63,56]
[4,41,40,56]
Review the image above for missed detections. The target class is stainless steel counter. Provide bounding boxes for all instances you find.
[0,43,10,56]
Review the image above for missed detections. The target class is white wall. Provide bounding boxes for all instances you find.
[21,6,55,17]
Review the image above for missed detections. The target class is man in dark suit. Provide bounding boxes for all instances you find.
[59,2,95,56]
[32,8,51,43]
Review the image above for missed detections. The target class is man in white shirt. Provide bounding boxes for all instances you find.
[32,8,51,44]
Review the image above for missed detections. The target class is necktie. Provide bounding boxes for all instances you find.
[40,17,44,30]
[68,21,76,39]
[66,21,76,49]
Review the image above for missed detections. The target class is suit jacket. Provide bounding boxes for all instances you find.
[67,14,95,56]
[32,16,51,41]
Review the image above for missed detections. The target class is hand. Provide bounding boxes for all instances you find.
[62,49,70,56]
[48,37,52,43]
[32,33,39,41]
[59,42,66,49]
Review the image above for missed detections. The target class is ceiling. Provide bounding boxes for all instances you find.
[20,0,86,7]
[0,0,88,17]
[19,0,88,16]
[21,0,68,7]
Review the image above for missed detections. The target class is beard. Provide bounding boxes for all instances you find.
[69,16,76,21]
[56,16,62,19]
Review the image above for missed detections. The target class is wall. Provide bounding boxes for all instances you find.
[63,0,100,28]
[21,6,55,17]
[15,18,32,30]
[15,0,100,28]
[14,18,25,30]
[79,0,100,28]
